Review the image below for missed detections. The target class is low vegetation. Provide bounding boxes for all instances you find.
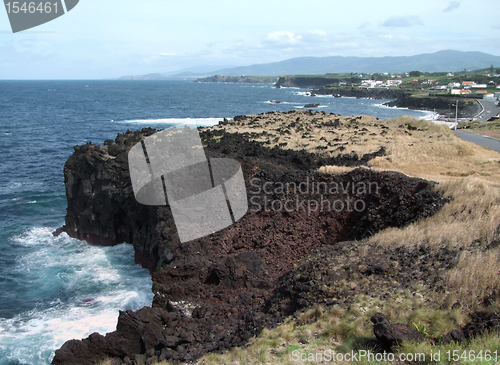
[458,120,500,131]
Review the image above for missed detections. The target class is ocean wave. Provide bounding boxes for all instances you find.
[295,105,328,109]
[293,91,312,96]
[418,111,440,121]
[374,102,408,110]
[312,94,334,98]
[113,117,225,127]
[11,226,54,247]
[264,101,296,105]
[373,102,437,120]
[1,226,153,365]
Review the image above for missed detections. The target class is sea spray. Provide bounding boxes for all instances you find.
[0,227,153,365]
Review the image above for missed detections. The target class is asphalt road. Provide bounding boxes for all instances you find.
[453,130,500,152]
[475,99,500,121]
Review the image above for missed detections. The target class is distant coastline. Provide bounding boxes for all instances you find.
[195,75,279,83]
[196,74,487,119]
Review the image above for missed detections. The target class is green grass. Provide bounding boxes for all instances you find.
[104,288,499,365]
[458,121,500,130]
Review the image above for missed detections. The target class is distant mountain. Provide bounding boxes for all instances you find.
[119,73,169,80]
[163,64,236,76]
[210,50,500,76]
[119,50,500,79]
[119,65,236,80]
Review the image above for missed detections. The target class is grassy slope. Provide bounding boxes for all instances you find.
[102,112,500,365]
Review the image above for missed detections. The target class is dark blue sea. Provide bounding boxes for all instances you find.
[0,80,431,365]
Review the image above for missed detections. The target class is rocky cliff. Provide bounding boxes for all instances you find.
[275,76,341,89]
[384,95,481,118]
[53,116,448,364]
[313,86,407,99]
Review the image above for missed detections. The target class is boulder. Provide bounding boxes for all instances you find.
[371,313,426,349]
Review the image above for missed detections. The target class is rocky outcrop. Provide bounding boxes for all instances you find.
[384,96,481,118]
[370,311,500,350]
[61,127,161,270]
[275,76,341,89]
[313,87,407,100]
[462,311,500,339]
[53,120,447,364]
[371,313,426,349]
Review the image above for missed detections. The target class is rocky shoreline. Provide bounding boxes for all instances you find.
[52,112,497,364]
[198,74,482,119]
[312,86,406,100]
[383,95,481,119]
[311,87,481,119]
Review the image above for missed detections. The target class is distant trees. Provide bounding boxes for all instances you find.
[409,71,422,77]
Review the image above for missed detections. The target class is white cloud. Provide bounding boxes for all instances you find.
[443,1,460,12]
[382,15,424,28]
[265,31,302,45]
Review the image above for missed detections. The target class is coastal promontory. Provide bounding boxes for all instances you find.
[53,111,500,364]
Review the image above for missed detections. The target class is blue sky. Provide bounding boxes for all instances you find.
[1,0,499,79]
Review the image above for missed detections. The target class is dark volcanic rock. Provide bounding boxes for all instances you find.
[441,329,465,344]
[384,96,481,118]
[462,311,500,339]
[313,87,406,100]
[52,125,447,364]
[371,313,426,349]
[368,310,500,350]
[53,308,164,365]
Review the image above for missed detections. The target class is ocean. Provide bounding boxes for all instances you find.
[0,80,431,365]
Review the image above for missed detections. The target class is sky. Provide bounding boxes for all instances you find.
[0,0,499,79]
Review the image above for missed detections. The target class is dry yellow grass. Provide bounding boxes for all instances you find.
[359,118,500,253]
[447,250,500,310]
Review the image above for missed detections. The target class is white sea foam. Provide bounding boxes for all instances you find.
[293,91,312,96]
[294,105,328,109]
[11,226,54,247]
[264,101,296,105]
[1,226,153,365]
[374,102,438,121]
[114,117,225,127]
[418,110,440,121]
[374,102,408,110]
